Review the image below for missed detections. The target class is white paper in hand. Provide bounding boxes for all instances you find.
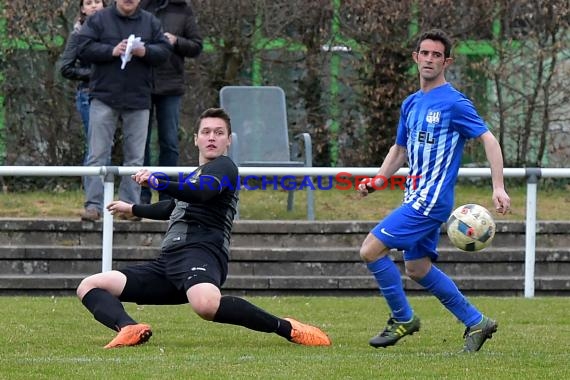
[121,34,145,70]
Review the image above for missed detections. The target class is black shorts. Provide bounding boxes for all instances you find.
[119,246,228,305]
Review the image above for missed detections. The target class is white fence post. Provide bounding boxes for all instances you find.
[524,168,540,298]
[101,167,118,272]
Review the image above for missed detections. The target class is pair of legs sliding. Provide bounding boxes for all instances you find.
[77,270,331,349]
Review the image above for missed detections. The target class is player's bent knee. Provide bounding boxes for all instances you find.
[76,277,95,299]
[360,232,391,263]
[359,245,374,262]
[187,283,222,321]
[76,271,126,300]
[359,246,389,263]
[405,268,423,282]
[405,260,431,282]
[190,297,220,321]
[359,236,389,263]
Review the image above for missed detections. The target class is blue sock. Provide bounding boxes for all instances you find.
[367,256,413,321]
[417,265,482,327]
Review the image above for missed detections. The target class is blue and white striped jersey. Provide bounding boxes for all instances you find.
[395,83,488,222]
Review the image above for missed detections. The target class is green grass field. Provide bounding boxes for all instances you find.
[1,183,568,379]
[0,296,568,379]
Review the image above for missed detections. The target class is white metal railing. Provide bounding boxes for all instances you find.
[1,166,569,298]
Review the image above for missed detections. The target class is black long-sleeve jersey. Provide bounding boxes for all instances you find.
[132,155,239,260]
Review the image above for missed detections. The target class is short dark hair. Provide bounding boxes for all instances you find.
[415,29,453,58]
[194,108,232,135]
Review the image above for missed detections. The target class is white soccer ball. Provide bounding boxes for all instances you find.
[446,204,496,251]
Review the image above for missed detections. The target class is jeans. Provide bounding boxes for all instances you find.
[84,98,149,212]
[142,94,181,203]
[76,88,90,165]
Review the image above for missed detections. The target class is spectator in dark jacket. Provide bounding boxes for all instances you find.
[58,0,107,161]
[140,0,203,204]
[77,0,172,221]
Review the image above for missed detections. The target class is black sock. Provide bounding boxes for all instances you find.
[81,288,137,331]
[213,295,293,339]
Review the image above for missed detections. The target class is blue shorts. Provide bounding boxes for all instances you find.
[371,204,443,261]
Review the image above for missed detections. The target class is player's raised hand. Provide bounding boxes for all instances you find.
[132,169,155,187]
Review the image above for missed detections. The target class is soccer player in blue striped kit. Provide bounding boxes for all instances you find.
[357,29,511,352]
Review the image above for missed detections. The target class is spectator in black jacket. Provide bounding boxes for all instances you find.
[140,0,203,204]
[77,0,172,221]
[58,0,107,163]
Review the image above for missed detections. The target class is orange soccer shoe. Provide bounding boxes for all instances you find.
[104,323,153,349]
[284,318,331,346]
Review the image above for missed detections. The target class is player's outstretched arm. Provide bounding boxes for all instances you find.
[479,131,510,215]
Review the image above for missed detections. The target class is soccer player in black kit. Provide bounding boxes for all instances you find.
[76,108,331,348]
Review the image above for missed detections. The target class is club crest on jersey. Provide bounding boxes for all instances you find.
[426,111,441,124]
